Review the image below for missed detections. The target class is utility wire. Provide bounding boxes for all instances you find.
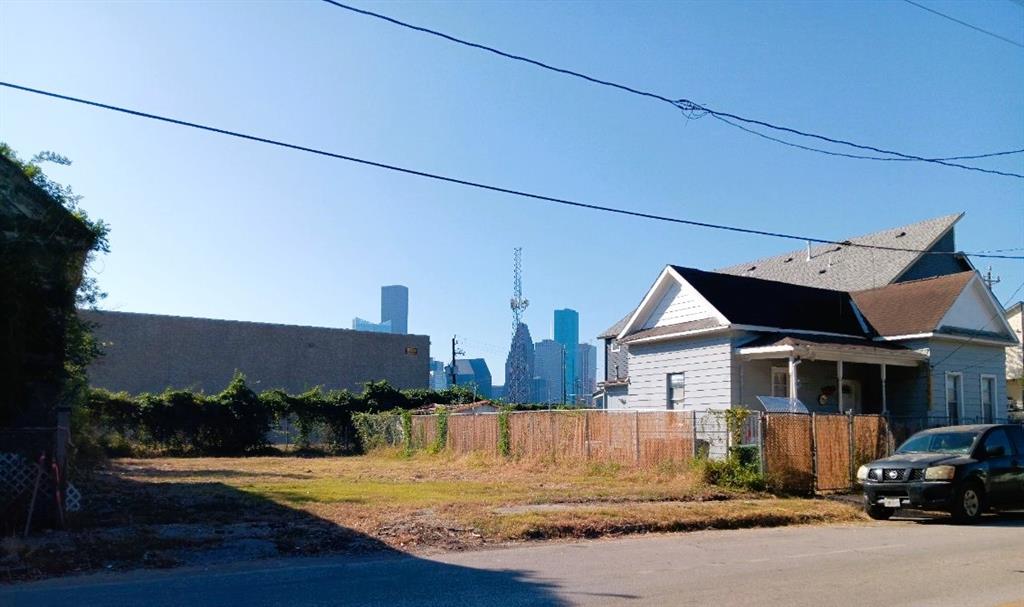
[320,0,1024,179]
[902,0,1024,49]
[713,115,1024,163]
[3,80,1023,260]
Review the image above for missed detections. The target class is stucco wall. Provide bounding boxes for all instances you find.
[81,310,429,395]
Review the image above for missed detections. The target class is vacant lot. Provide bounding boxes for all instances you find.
[5,452,863,580]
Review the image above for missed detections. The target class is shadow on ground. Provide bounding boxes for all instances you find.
[1,466,567,605]
[892,510,1024,527]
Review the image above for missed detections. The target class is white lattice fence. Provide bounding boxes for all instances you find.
[0,452,81,514]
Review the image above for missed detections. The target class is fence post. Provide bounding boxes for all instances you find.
[691,410,698,458]
[758,411,766,476]
[583,410,590,460]
[550,412,556,460]
[810,413,818,494]
[847,411,856,489]
[633,410,641,465]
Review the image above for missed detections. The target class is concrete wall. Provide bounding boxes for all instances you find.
[625,333,732,410]
[82,310,429,395]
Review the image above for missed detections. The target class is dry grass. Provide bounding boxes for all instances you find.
[6,451,864,581]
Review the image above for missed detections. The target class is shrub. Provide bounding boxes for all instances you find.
[691,453,766,492]
[352,410,403,452]
[80,379,473,456]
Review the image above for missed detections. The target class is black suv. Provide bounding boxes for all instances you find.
[858,424,1024,523]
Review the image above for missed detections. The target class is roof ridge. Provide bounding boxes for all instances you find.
[716,212,962,270]
[671,265,848,294]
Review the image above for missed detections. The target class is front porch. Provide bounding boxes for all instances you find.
[736,335,927,415]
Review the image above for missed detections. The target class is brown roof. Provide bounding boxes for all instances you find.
[851,271,974,337]
[620,317,724,344]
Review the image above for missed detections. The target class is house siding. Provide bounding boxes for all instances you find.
[643,280,716,329]
[603,339,629,383]
[901,337,1003,419]
[919,339,1007,421]
[626,333,732,410]
[896,231,967,282]
[601,383,630,410]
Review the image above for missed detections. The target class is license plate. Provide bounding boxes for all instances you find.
[882,498,902,508]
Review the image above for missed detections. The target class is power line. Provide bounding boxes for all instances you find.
[902,0,1024,49]
[713,114,1024,163]
[320,0,1024,179]
[3,80,1023,260]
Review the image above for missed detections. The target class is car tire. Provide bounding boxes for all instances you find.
[865,503,895,520]
[950,481,986,524]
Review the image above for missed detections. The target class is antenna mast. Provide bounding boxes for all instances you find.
[508,247,530,403]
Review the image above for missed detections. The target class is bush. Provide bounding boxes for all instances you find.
[81,378,468,456]
[691,453,766,492]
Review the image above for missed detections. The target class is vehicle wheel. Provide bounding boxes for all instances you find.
[950,482,986,524]
[865,503,895,520]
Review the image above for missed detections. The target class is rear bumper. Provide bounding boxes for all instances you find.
[863,481,955,510]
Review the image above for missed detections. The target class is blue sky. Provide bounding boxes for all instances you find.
[2,0,1021,385]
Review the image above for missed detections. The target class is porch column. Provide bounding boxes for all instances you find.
[880,363,887,415]
[788,356,799,404]
[837,359,845,413]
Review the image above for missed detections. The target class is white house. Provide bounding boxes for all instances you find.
[596,215,1017,423]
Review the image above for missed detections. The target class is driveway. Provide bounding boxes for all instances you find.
[4,514,1024,606]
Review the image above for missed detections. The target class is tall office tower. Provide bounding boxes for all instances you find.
[575,343,597,406]
[504,322,536,403]
[429,358,448,391]
[553,309,579,403]
[534,339,565,404]
[381,285,409,335]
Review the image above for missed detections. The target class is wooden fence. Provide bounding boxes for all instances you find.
[410,409,899,494]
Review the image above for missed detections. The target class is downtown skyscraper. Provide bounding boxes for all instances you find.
[381,285,408,335]
[553,309,579,403]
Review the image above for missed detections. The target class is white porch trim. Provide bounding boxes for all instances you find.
[736,343,925,367]
[620,325,729,345]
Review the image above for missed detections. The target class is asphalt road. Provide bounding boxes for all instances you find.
[4,514,1024,607]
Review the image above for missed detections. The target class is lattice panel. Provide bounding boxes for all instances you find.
[1,452,81,513]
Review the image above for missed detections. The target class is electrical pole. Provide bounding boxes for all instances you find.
[450,336,458,386]
[983,266,1001,289]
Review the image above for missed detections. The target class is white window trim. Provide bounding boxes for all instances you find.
[771,366,790,398]
[980,374,997,423]
[944,371,964,422]
[667,373,685,410]
[610,341,621,353]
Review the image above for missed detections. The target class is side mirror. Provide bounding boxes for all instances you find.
[985,445,1006,458]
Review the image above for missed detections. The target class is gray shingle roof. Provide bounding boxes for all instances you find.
[715,213,963,291]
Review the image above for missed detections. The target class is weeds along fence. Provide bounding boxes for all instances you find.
[390,409,739,466]
[385,409,906,494]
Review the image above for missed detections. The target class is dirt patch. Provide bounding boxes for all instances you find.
[3,454,865,581]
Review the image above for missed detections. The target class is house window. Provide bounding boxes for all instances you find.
[945,372,963,424]
[667,373,685,410]
[981,375,996,423]
[610,341,621,353]
[771,367,789,398]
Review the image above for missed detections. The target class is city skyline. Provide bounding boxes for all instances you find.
[3,2,1018,389]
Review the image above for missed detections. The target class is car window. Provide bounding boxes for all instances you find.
[897,432,977,454]
[1009,427,1024,455]
[981,429,1015,457]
